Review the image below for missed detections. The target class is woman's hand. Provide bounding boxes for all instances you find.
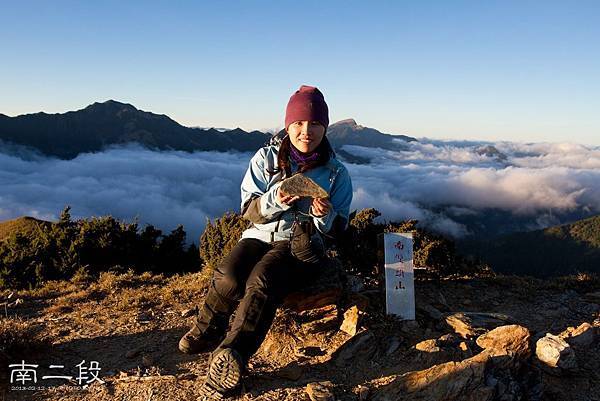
[277,188,300,206]
[311,197,331,217]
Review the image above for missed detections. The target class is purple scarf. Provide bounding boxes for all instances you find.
[290,143,319,167]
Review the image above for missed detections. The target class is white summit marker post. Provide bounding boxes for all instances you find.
[384,232,415,319]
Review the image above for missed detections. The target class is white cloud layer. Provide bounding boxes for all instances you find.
[1,139,599,241]
[0,144,248,243]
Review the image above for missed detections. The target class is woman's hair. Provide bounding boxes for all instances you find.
[268,135,333,176]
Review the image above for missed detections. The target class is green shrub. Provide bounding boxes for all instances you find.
[336,208,491,278]
[0,207,200,289]
[199,212,249,271]
[197,208,491,280]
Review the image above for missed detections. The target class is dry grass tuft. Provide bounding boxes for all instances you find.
[97,270,164,292]
[161,271,211,305]
[25,279,80,300]
[112,287,160,311]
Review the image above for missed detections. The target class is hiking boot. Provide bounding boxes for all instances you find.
[178,325,222,355]
[198,348,244,400]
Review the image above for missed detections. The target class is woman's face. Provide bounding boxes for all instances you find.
[286,120,326,153]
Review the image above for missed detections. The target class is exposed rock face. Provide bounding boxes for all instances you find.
[476,145,508,161]
[280,174,328,198]
[445,312,515,338]
[375,325,531,401]
[536,333,578,371]
[375,352,493,401]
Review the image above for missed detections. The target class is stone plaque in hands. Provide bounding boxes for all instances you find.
[280,174,328,198]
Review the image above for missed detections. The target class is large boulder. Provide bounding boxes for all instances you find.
[535,333,578,372]
[476,324,531,358]
[476,324,531,370]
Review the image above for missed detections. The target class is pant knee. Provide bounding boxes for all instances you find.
[213,272,242,301]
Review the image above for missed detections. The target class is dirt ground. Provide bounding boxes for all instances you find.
[1,270,599,401]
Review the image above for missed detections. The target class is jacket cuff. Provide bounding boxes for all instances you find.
[311,208,335,234]
[260,181,291,218]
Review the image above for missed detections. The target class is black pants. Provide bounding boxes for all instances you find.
[194,238,314,363]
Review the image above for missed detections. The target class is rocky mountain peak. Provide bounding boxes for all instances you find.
[331,118,359,127]
[84,100,138,114]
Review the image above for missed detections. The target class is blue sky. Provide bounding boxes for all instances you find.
[1,1,599,145]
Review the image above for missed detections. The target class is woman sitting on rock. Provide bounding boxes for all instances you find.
[179,85,353,399]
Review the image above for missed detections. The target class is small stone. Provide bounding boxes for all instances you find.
[415,339,440,353]
[445,312,515,338]
[306,381,335,401]
[280,174,328,198]
[459,342,469,351]
[536,333,578,371]
[437,333,460,345]
[340,305,360,336]
[180,307,197,318]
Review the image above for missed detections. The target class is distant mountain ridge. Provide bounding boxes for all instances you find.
[0,100,270,159]
[327,118,416,149]
[0,100,417,159]
[465,214,600,277]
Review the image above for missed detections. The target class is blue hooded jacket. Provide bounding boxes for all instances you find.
[239,139,353,243]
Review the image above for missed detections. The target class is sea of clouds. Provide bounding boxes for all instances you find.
[1,138,599,243]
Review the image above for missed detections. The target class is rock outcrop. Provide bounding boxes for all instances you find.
[374,325,531,401]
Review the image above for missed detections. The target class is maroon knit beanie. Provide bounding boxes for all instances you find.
[285,85,329,130]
